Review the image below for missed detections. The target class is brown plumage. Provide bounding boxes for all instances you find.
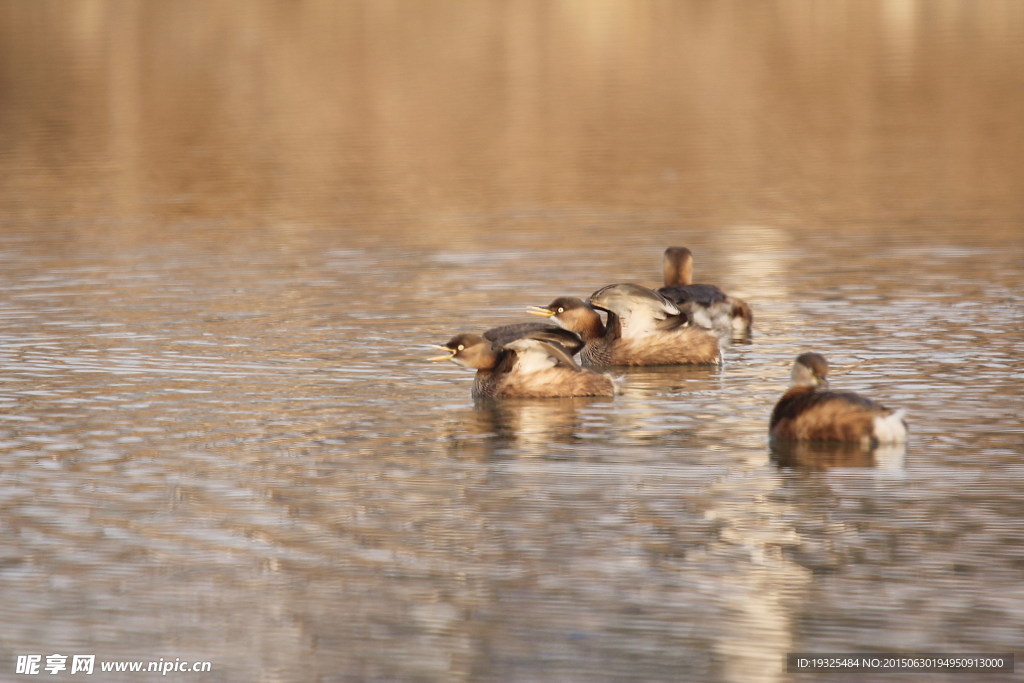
[769,352,908,446]
[658,246,753,340]
[480,322,584,356]
[529,283,722,366]
[430,326,616,399]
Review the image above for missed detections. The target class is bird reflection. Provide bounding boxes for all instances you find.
[770,440,907,470]
[442,397,610,459]
[614,363,721,397]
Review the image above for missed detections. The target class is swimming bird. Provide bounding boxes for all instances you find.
[430,324,616,398]
[529,283,722,366]
[658,246,753,340]
[769,352,908,446]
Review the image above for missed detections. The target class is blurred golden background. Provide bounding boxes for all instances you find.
[2,1,1021,237]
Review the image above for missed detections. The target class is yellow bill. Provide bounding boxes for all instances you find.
[428,344,455,361]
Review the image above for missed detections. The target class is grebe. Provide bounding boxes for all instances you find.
[431,325,616,398]
[769,352,908,446]
[658,246,753,340]
[529,283,721,366]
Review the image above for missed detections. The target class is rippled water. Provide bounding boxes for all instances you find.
[1,2,1022,681]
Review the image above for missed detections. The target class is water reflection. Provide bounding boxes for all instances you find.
[2,2,1022,233]
[441,397,611,459]
[770,440,907,471]
[615,364,723,397]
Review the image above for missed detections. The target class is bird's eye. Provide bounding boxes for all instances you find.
[457,344,465,351]
[557,307,564,313]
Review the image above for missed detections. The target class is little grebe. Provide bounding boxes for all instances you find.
[658,246,753,340]
[769,352,908,446]
[529,283,722,366]
[431,325,616,399]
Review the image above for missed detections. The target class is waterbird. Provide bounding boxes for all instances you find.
[529,283,722,366]
[658,246,753,340]
[430,323,616,398]
[769,352,908,446]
